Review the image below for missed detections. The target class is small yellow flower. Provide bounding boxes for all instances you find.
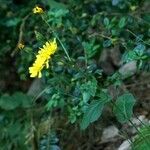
[29,39,57,78]
[32,6,44,14]
[18,43,25,49]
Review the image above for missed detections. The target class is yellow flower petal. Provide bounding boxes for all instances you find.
[38,72,42,78]
[46,61,49,69]
[18,43,25,49]
[29,39,57,78]
[32,6,44,14]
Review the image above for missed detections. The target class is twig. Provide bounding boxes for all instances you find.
[126,29,150,46]
[11,14,31,57]
[41,15,71,61]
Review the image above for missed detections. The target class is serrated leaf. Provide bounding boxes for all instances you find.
[80,90,111,129]
[113,93,136,123]
[80,100,104,129]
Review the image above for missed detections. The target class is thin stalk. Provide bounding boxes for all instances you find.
[127,29,150,46]
[41,15,71,61]
[133,114,147,127]
[32,86,50,103]
[109,121,134,145]
[129,119,150,147]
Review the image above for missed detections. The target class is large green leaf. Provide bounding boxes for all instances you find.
[0,94,20,110]
[113,93,136,123]
[80,91,111,129]
[80,100,104,130]
[0,92,32,110]
[12,92,32,108]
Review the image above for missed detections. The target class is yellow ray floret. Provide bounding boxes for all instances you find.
[29,39,57,78]
[32,6,44,14]
[18,42,25,49]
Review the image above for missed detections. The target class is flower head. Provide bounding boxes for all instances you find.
[32,6,44,14]
[29,39,57,78]
[18,42,25,49]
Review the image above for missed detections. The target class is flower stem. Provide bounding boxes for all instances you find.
[41,15,71,61]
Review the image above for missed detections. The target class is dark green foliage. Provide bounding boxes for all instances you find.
[0,92,32,150]
[0,92,32,110]
[0,0,150,149]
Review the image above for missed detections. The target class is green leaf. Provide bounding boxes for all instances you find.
[82,92,91,103]
[112,0,120,6]
[0,94,20,110]
[103,17,110,26]
[122,51,138,63]
[0,92,32,110]
[80,77,97,103]
[12,92,32,108]
[50,145,61,150]
[5,18,20,27]
[46,0,67,9]
[82,40,100,58]
[7,122,22,137]
[35,31,46,44]
[47,8,69,27]
[133,44,146,56]
[119,17,126,28]
[98,90,112,104]
[122,47,147,64]
[113,93,136,123]
[80,100,104,129]
[103,39,112,48]
[132,126,150,150]
[80,89,112,129]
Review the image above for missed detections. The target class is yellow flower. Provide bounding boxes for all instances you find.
[29,39,57,78]
[32,6,44,14]
[18,43,25,49]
